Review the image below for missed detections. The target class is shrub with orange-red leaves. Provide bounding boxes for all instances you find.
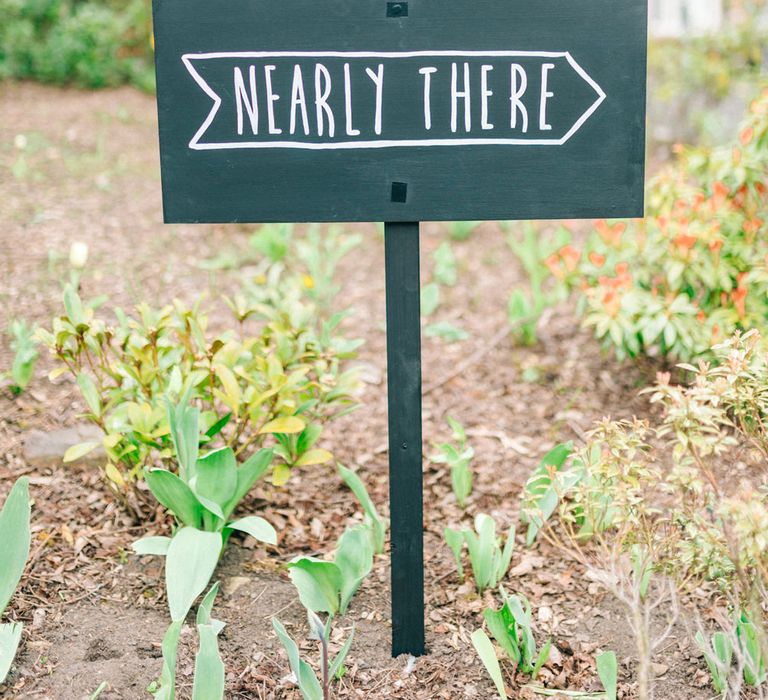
[558,86,768,360]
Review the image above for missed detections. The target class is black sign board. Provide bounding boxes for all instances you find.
[152,0,648,659]
[153,0,647,223]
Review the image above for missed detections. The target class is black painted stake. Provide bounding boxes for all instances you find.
[384,221,426,657]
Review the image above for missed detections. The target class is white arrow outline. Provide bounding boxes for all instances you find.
[180,50,607,150]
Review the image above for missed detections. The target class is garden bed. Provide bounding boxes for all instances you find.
[0,82,740,699]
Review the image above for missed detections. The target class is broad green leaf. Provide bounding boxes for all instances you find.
[329,626,355,680]
[336,526,374,613]
[596,650,618,700]
[213,364,241,416]
[272,618,322,700]
[192,584,225,700]
[259,416,305,434]
[192,623,225,700]
[145,469,204,528]
[421,282,441,317]
[223,448,273,519]
[271,463,292,486]
[468,514,497,592]
[295,449,333,467]
[194,448,238,510]
[63,285,87,328]
[152,620,182,700]
[471,629,507,700]
[521,442,574,545]
[286,558,341,616]
[484,603,520,665]
[0,478,31,615]
[165,528,222,622]
[498,525,516,586]
[132,536,172,556]
[338,464,386,554]
[63,441,99,463]
[444,527,465,581]
[532,640,551,679]
[0,622,22,684]
[226,516,277,545]
[166,398,199,481]
[76,373,101,417]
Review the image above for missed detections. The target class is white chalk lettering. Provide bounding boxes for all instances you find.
[451,62,471,133]
[264,65,282,135]
[510,64,528,133]
[314,63,335,138]
[343,63,361,136]
[289,65,310,136]
[540,63,555,131]
[365,64,384,135]
[234,66,258,135]
[480,65,494,130]
[419,66,437,130]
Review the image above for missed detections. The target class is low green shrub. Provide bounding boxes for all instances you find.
[550,86,768,361]
[38,285,359,492]
[0,0,154,89]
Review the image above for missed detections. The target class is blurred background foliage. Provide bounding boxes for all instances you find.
[0,0,154,90]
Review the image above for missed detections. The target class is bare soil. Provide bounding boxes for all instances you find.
[0,81,717,699]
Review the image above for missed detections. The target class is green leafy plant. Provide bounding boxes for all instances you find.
[430,417,474,508]
[338,464,386,555]
[148,582,225,700]
[39,285,358,491]
[471,628,508,700]
[552,87,768,361]
[507,222,571,345]
[287,525,374,618]
[445,514,515,594]
[0,0,155,89]
[735,610,766,688]
[3,320,39,394]
[483,588,551,679]
[272,611,354,700]
[0,478,31,684]
[132,399,277,621]
[695,630,732,696]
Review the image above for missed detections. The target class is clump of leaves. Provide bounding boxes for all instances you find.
[3,320,39,394]
[273,611,354,700]
[445,514,515,594]
[545,86,768,361]
[430,417,474,508]
[38,285,358,491]
[132,398,277,623]
[0,478,31,684]
[287,525,374,618]
[507,222,571,345]
[483,588,551,679]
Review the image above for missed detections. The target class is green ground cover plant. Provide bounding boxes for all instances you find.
[445,513,515,594]
[430,417,474,508]
[2,320,38,395]
[38,285,358,493]
[0,478,31,684]
[0,0,154,89]
[272,612,354,700]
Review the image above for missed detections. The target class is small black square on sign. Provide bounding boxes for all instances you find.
[391,182,408,203]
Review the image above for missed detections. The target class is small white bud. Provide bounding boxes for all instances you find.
[14,134,28,150]
[69,241,89,269]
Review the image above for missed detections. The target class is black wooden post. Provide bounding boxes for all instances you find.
[384,221,425,657]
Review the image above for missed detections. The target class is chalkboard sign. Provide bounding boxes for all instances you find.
[152,0,648,223]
